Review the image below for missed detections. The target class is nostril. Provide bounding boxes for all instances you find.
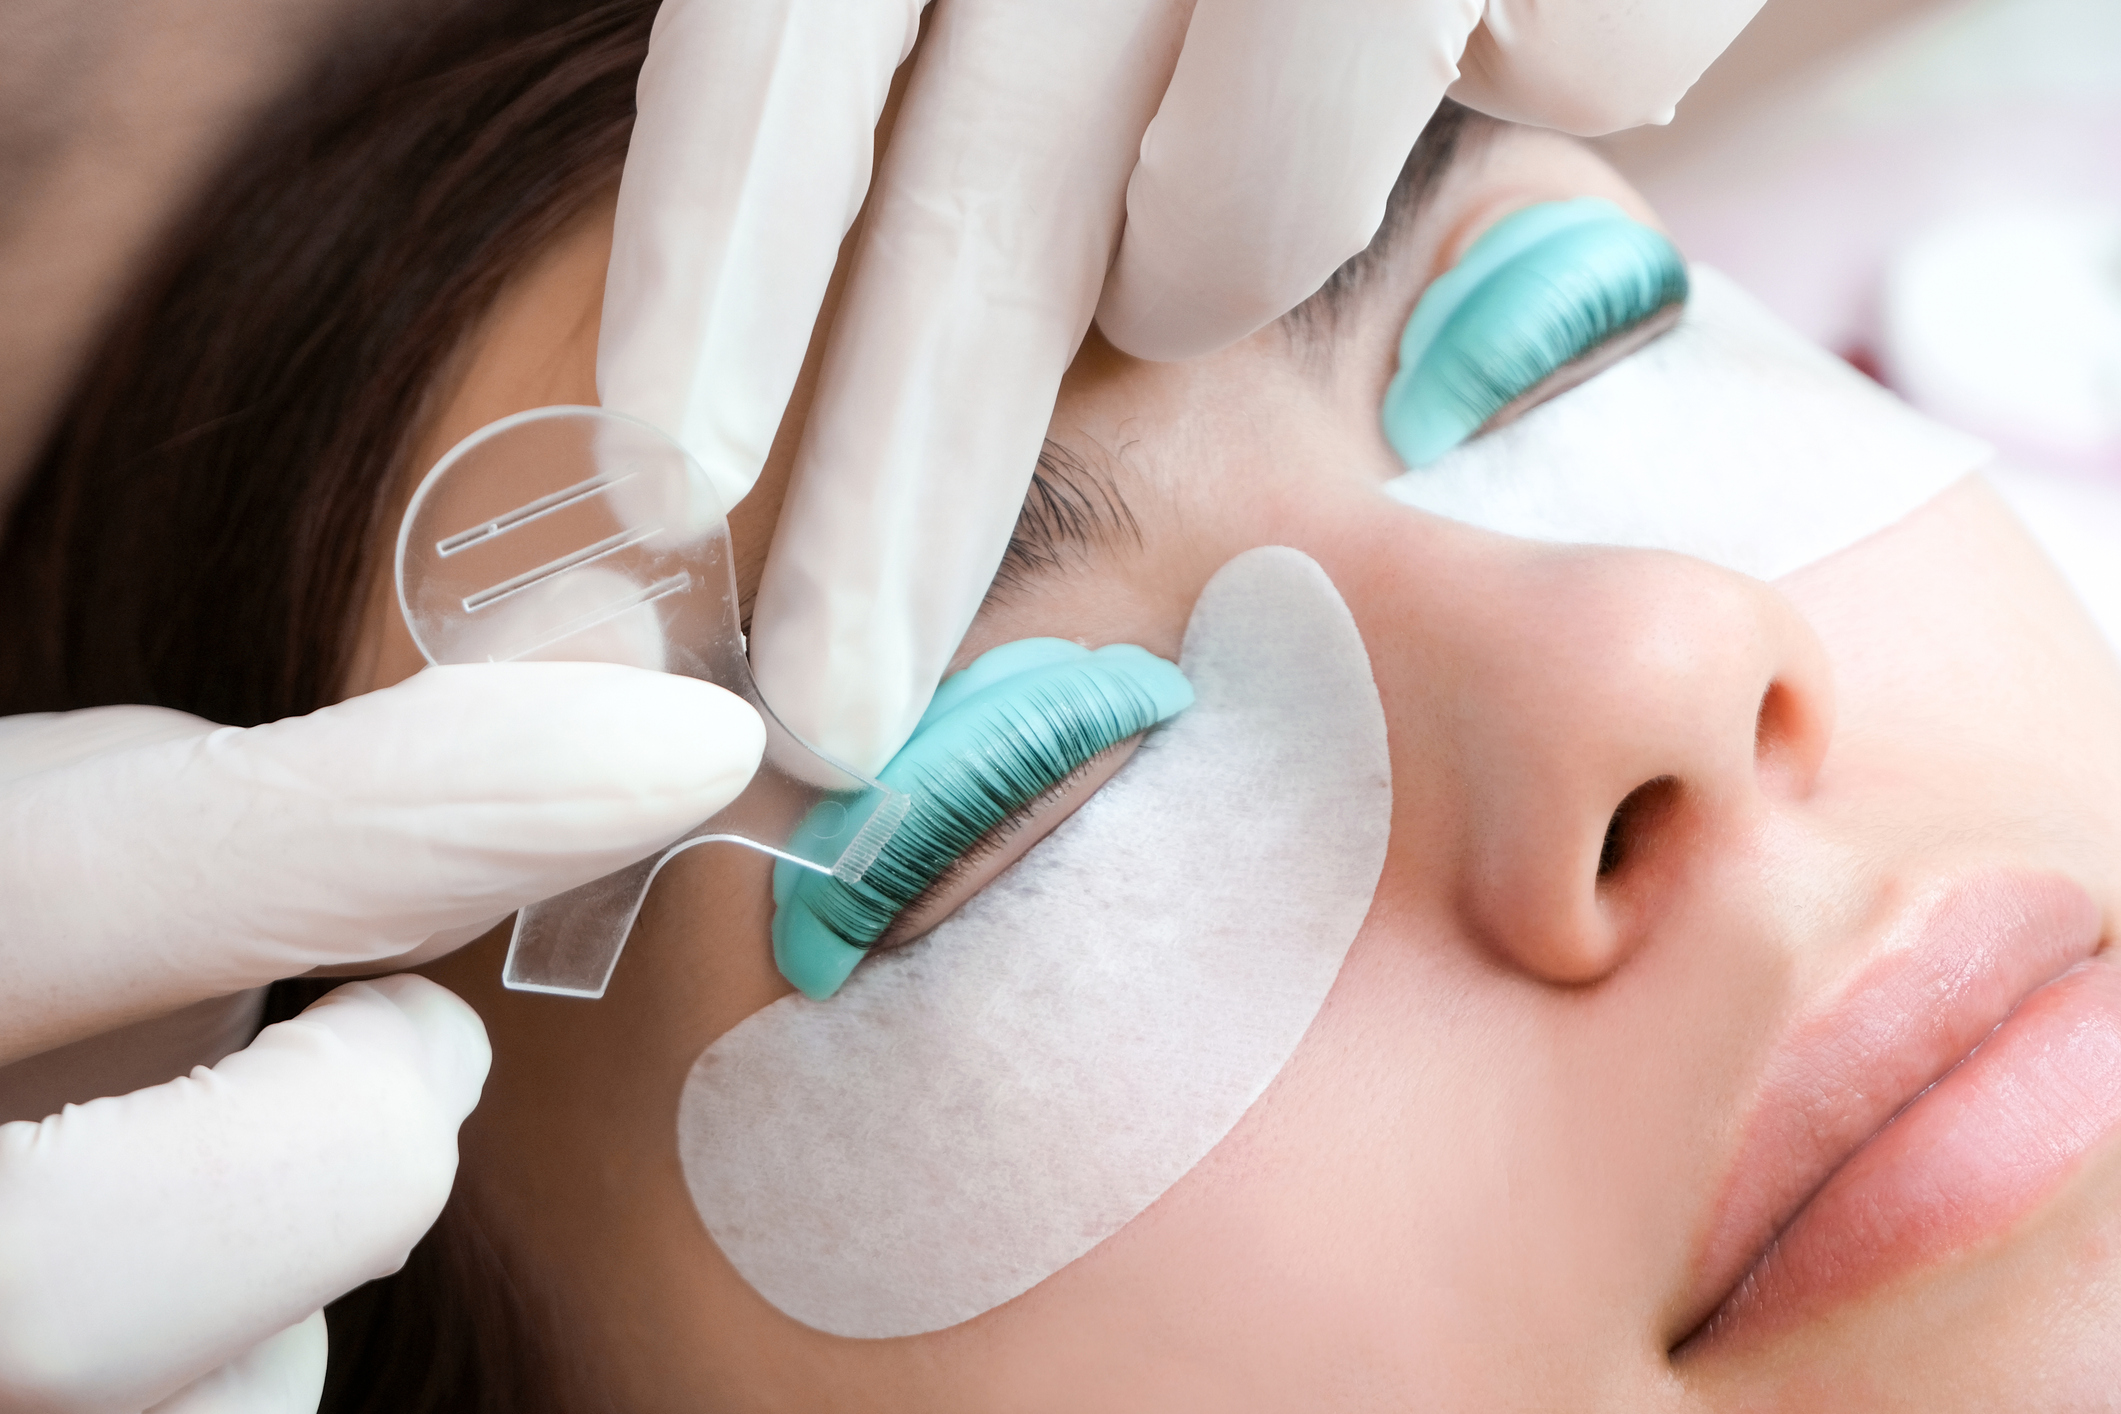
[1597,776,1679,882]
[1754,682,1785,756]
[1751,677,1828,796]
[1597,805,1626,878]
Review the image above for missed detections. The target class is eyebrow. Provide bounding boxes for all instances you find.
[986,438,1143,604]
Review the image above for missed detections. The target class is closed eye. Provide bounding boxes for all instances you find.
[874,736,1144,948]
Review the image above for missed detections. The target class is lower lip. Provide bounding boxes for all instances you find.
[1700,955,2121,1346]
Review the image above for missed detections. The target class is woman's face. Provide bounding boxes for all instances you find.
[364,123,2121,1409]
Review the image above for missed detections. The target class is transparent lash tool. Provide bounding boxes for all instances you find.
[396,405,908,999]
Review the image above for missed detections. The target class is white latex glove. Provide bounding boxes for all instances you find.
[0,663,763,1413]
[600,0,1764,773]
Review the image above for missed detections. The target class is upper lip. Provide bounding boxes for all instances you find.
[1672,871,2103,1345]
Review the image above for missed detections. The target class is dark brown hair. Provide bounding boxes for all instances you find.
[0,2,657,1406]
[0,1,647,730]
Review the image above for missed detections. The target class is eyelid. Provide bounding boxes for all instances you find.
[1382,197,1688,468]
[989,440,1143,606]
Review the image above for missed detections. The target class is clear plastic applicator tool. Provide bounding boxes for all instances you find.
[395,405,909,999]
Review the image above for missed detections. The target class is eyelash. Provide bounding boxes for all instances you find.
[784,666,1174,956]
[872,738,1138,950]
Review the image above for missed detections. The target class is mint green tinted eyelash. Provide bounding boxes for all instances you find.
[1382,198,1689,468]
[772,639,1193,999]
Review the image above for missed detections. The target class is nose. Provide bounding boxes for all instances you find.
[1392,537,1834,986]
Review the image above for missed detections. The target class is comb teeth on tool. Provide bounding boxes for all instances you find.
[395,405,907,999]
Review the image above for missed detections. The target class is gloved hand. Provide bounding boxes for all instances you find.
[597,0,1765,777]
[0,663,763,1413]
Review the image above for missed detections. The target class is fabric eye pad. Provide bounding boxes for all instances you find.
[1382,197,1689,468]
[1381,267,1993,583]
[677,546,1392,1339]
[771,640,1193,999]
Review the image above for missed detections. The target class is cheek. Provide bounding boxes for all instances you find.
[938,921,1496,1403]
[1784,483,2121,875]
[953,903,1676,1410]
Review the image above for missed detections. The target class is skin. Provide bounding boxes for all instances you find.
[353,124,2121,1410]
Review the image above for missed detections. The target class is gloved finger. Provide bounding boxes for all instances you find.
[0,992,265,1126]
[146,1312,326,1414]
[598,0,926,513]
[0,977,483,1414]
[302,912,507,977]
[750,0,1192,773]
[1450,0,1767,135]
[0,661,762,1063]
[0,705,215,786]
[1097,0,1483,362]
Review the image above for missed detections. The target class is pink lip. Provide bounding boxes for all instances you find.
[1677,872,2119,1351]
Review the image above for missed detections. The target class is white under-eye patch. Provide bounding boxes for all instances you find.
[1383,267,1992,578]
[676,547,1391,1338]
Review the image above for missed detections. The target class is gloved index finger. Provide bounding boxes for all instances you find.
[0,662,761,1064]
[0,977,483,1413]
[597,0,926,516]
[749,0,1193,776]
[1096,0,1484,364]
[1451,0,1768,137]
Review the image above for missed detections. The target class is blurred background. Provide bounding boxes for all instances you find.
[1599,0,2121,637]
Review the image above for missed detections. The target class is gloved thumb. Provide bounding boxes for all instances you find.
[0,661,764,1063]
[147,1313,326,1414]
[0,976,486,1414]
